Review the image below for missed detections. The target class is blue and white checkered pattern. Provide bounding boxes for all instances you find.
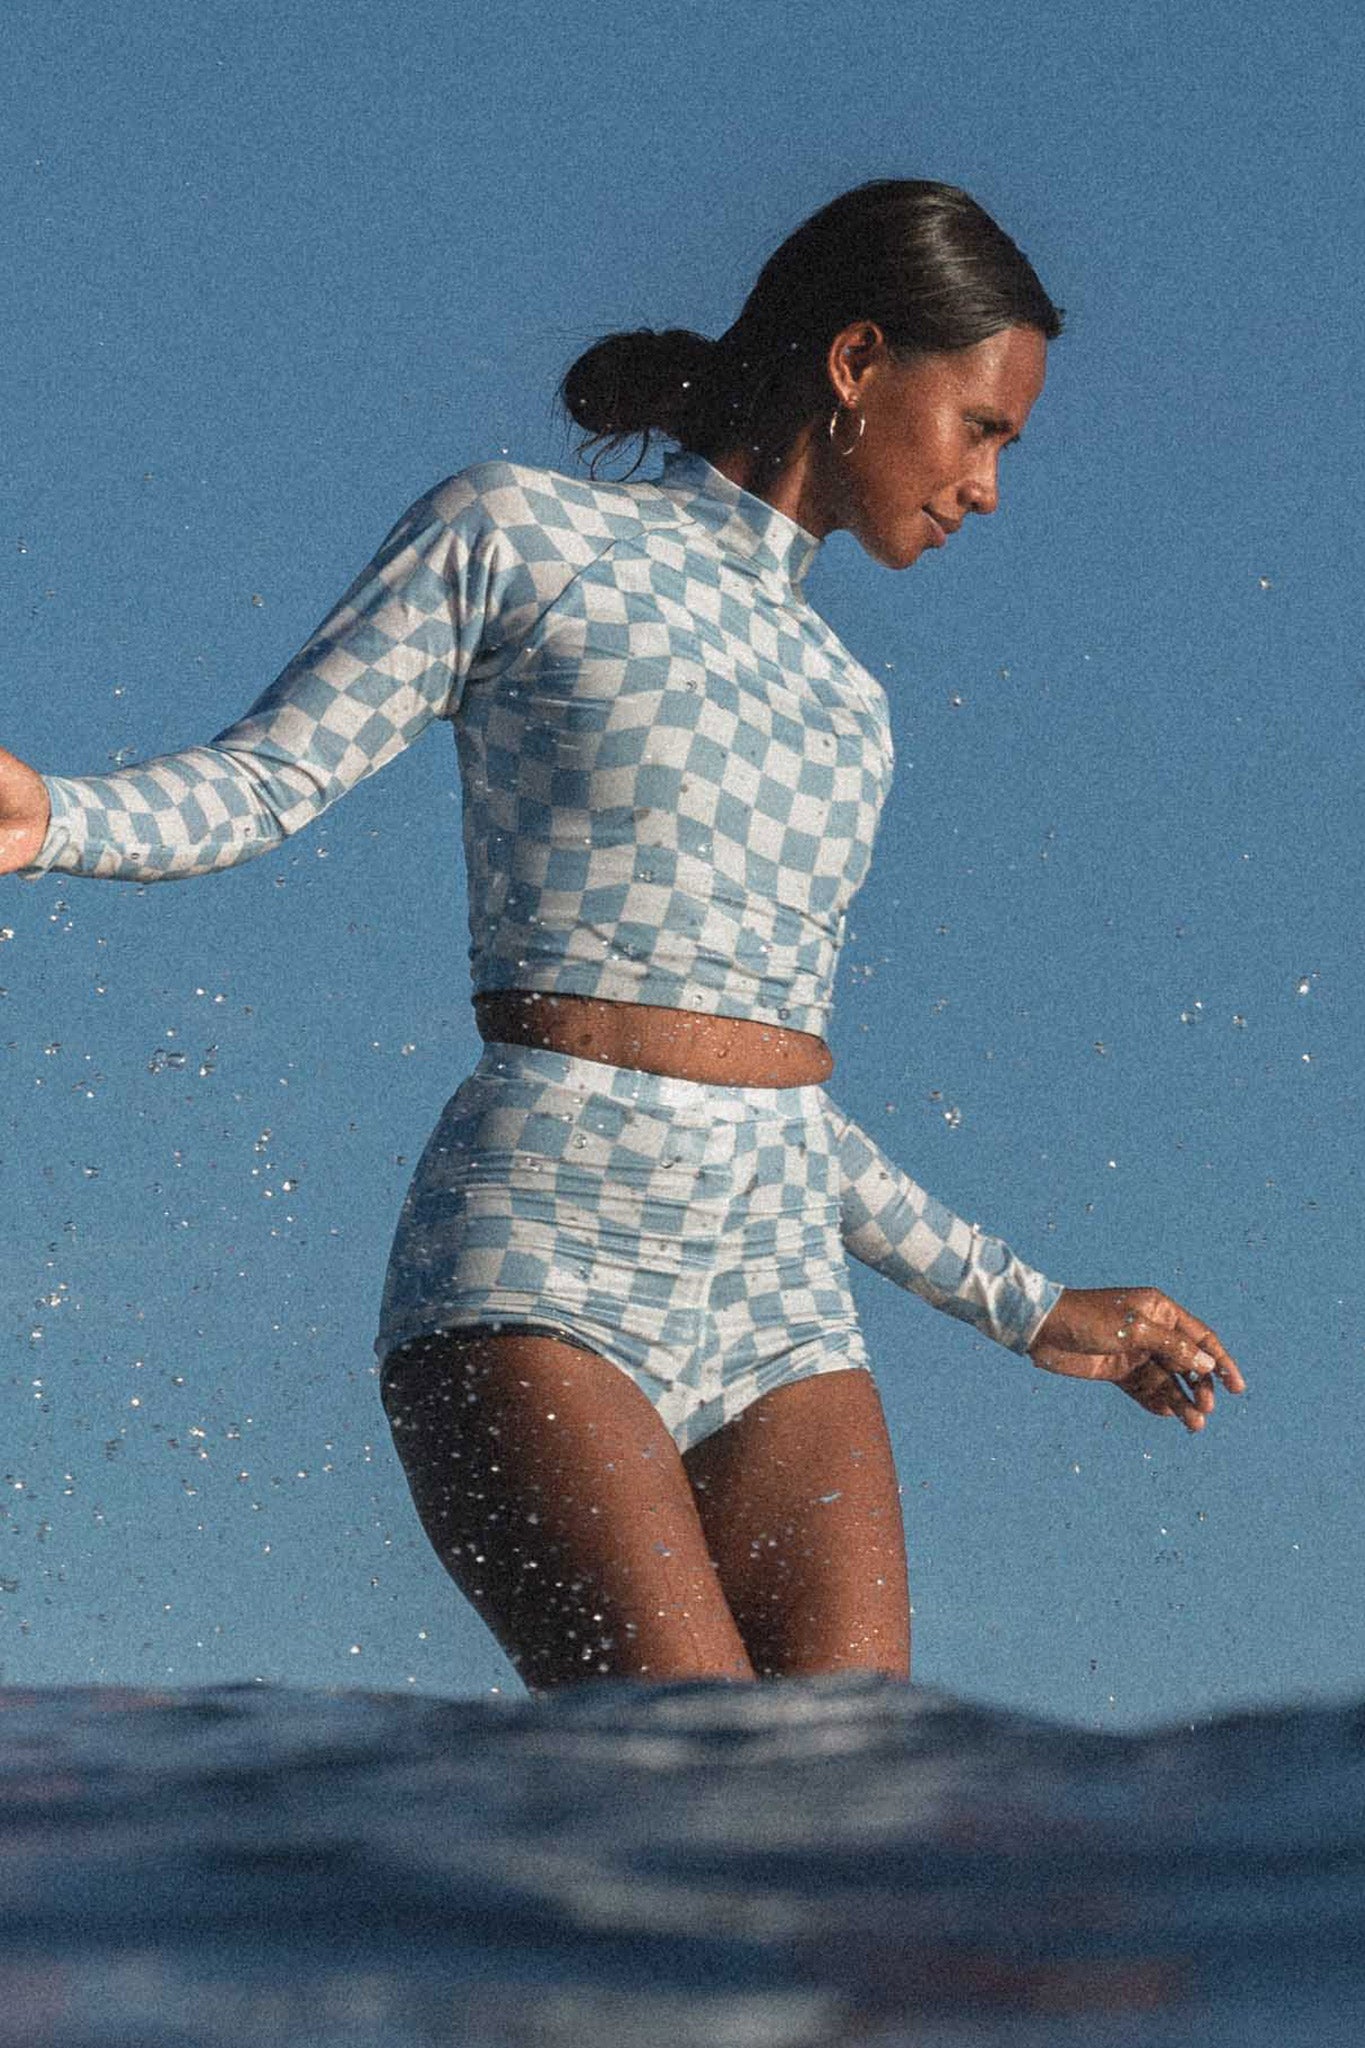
[826,1106,1062,1354]
[26,450,1061,1362]
[377,1043,871,1453]
[375,1046,1062,1447]
[29,451,891,1040]
[378,1040,1064,1441]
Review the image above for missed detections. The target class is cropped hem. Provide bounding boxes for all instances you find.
[470,965,829,1041]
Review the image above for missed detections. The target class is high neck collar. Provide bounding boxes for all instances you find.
[657,448,821,588]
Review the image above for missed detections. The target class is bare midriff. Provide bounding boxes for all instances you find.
[473,990,834,1088]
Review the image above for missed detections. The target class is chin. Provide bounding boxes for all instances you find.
[853,519,928,572]
[876,536,927,572]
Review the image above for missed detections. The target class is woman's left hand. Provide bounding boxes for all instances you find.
[1027,1286,1245,1433]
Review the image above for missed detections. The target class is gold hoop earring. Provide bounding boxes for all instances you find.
[828,406,865,457]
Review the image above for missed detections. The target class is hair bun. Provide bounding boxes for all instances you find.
[560,327,717,444]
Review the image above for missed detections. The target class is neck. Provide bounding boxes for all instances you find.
[711,426,837,541]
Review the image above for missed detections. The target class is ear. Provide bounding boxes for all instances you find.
[826,321,888,407]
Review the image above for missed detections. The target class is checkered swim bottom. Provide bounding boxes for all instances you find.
[376,1042,869,1452]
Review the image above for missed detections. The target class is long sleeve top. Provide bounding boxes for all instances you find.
[23,450,1062,1351]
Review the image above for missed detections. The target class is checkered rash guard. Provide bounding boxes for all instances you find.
[25,449,1061,1351]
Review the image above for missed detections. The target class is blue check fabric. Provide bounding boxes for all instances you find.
[26,450,1061,1355]
[30,452,888,1038]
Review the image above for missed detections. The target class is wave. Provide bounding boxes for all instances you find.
[0,1677,1361,2046]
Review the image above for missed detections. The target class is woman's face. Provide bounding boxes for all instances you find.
[821,324,1049,570]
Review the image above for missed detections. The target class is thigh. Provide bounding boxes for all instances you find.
[682,1366,911,1681]
[381,1329,754,1690]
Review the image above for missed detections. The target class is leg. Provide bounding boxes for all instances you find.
[381,1329,755,1690]
[683,1366,911,1681]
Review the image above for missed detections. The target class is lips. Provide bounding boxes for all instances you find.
[922,509,959,547]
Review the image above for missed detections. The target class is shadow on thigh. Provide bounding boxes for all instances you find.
[381,1329,754,1690]
[683,1366,911,1682]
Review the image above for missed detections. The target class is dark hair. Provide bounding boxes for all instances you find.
[561,179,1062,478]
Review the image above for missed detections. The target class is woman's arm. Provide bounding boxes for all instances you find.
[829,1104,1063,1354]
[830,1105,1245,1428]
[9,473,515,884]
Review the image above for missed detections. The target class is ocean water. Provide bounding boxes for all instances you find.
[0,1677,1361,2047]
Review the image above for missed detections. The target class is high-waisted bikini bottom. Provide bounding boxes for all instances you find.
[375,1042,869,1452]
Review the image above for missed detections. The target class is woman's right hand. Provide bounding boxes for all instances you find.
[0,746,52,874]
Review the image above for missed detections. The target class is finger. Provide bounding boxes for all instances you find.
[1165,1310,1245,1393]
[1126,1363,1211,1430]
[1182,1372,1217,1416]
[1126,1315,1243,1393]
[1166,1376,1210,1431]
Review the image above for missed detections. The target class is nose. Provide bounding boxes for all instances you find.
[961,449,1000,517]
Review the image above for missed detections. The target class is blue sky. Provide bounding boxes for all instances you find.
[2,0,1361,1727]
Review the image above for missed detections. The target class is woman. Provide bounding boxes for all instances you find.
[0,180,1243,1692]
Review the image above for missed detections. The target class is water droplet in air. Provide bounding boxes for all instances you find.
[250,594,265,608]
